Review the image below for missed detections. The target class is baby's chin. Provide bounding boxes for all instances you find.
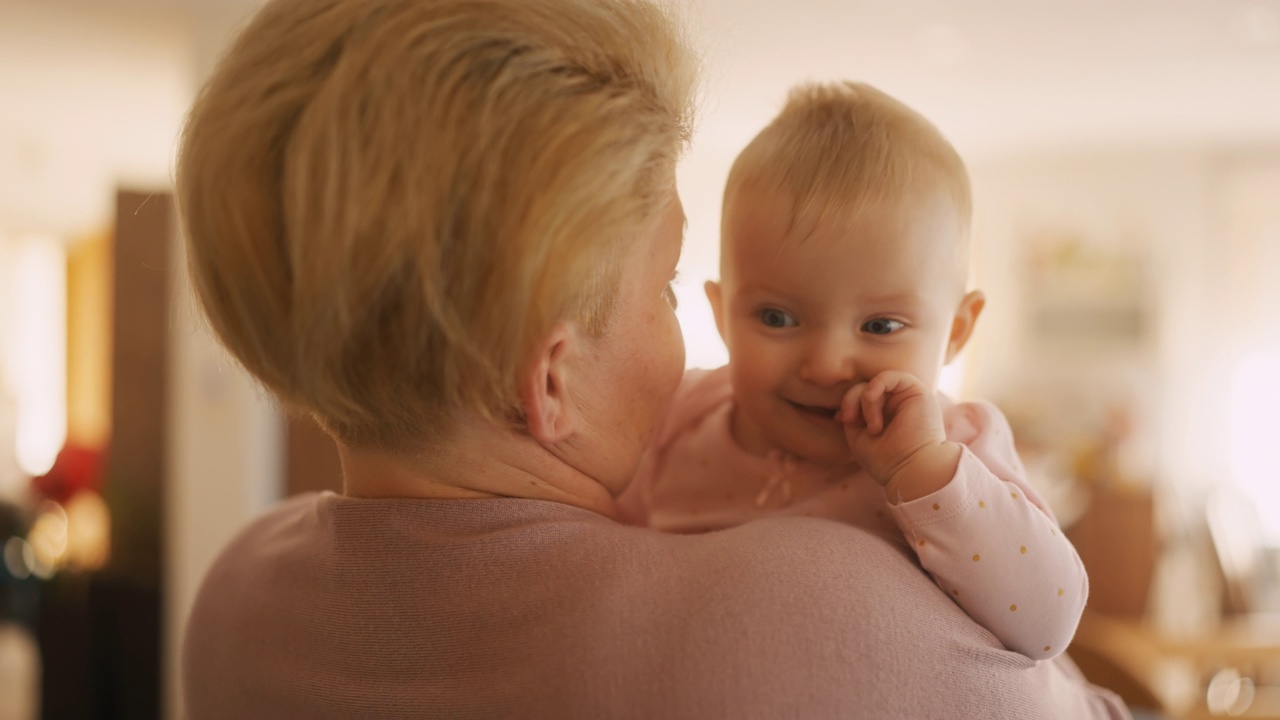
[733,402,857,467]
[766,427,857,468]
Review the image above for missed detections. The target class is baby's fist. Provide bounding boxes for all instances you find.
[839,371,946,487]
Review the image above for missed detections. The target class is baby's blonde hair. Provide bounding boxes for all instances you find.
[723,81,970,245]
[177,0,696,449]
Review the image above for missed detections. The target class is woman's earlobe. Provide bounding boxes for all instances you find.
[519,323,578,444]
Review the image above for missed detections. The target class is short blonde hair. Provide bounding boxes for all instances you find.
[724,81,970,240]
[177,0,696,448]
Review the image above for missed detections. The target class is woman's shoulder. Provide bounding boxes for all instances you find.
[665,516,919,584]
[608,516,959,634]
[591,518,1059,715]
[726,520,942,605]
[199,495,936,609]
[200,493,324,574]
[186,499,1124,719]
[195,497,964,655]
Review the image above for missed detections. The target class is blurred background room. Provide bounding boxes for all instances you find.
[0,0,1277,718]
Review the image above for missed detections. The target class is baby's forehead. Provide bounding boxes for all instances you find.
[719,189,970,292]
[723,188,966,254]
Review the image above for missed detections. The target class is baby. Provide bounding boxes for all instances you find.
[620,82,1088,661]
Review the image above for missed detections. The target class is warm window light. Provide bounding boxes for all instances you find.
[2,235,67,478]
[1230,351,1280,545]
[938,357,966,398]
[676,283,727,371]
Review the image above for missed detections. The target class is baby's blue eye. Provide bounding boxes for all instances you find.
[862,318,905,335]
[759,308,797,328]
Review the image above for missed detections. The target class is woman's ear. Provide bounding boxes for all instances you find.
[705,280,727,344]
[945,290,986,364]
[518,323,579,444]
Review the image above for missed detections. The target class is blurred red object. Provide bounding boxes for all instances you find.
[31,443,106,504]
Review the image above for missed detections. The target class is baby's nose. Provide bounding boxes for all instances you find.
[798,336,857,386]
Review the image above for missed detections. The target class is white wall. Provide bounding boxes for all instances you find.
[967,147,1280,533]
[970,150,1211,488]
[0,1,195,237]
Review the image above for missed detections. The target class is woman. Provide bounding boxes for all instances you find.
[177,0,1131,717]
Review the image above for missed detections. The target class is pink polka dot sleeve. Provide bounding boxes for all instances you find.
[887,401,1089,661]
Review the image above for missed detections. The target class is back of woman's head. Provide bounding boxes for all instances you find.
[178,0,697,449]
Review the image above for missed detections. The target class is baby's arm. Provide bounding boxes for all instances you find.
[888,441,1088,660]
[842,374,1088,660]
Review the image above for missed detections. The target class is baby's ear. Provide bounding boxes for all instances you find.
[945,290,986,363]
[705,280,727,343]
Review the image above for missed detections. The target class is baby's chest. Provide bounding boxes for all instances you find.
[648,438,901,539]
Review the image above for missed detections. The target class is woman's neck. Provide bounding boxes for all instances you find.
[336,418,620,518]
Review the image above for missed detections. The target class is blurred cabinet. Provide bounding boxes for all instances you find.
[1066,484,1157,617]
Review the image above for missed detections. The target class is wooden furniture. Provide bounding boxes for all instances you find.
[1066,485,1157,617]
[1072,611,1280,719]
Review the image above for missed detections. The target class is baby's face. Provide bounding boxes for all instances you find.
[711,190,973,465]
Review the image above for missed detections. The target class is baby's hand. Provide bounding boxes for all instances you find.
[839,371,947,488]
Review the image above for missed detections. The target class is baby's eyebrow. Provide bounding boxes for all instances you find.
[863,292,923,306]
[735,281,789,296]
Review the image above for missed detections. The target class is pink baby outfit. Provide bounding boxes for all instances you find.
[620,366,1089,660]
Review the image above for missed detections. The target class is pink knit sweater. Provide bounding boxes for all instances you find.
[183,492,1130,718]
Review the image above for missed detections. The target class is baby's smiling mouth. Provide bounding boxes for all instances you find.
[786,399,841,421]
